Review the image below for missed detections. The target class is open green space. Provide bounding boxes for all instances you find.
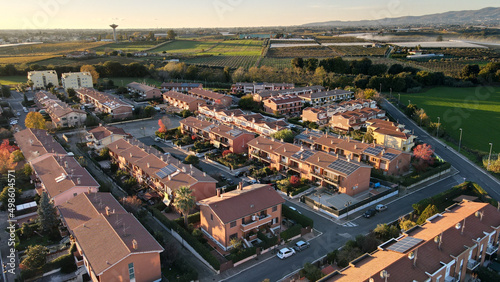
[35,56,145,67]
[184,55,259,69]
[149,39,262,56]
[400,86,500,151]
[101,77,161,87]
[91,41,166,52]
[0,75,27,85]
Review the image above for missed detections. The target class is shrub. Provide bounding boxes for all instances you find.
[174,212,200,226]
[283,205,314,228]
[229,247,257,263]
[299,262,323,282]
[257,232,278,249]
[280,224,302,241]
[184,155,199,165]
[290,175,300,186]
[416,204,439,225]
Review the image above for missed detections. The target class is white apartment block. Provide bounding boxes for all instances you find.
[27,70,59,89]
[61,72,93,90]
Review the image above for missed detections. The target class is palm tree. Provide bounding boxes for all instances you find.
[172,186,196,227]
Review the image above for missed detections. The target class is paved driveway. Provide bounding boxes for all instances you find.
[112,114,182,138]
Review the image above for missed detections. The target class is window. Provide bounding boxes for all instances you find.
[272,206,277,212]
[230,221,236,228]
[128,263,135,281]
[210,214,213,221]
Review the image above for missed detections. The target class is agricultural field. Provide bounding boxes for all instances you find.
[91,41,167,53]
[103,77,161,87]
[259,57,294,70]
[184,55,259,69]
[35,56,146,67]
[408,59,490,78]
[316,36,370,43]
[266,45,338,58]
[327,45,389,57]
[149,39,262,56]
[148,40,220,54]
[0,41,109,65]
[0,76,27,85]
[401,86,500,151]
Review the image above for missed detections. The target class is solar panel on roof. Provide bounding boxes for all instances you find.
[386,236,423,253]
[382,152,397,161]
[155,164,178,179]
[363,146,384,156]
[292,150,314,160]
[327,159,359,175]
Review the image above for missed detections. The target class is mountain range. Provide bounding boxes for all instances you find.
[302,7,500,27]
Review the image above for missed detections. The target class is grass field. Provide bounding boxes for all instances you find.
[259,57,294,70]
[91,41,166,52]
[400,87,500,151]
[184,55,259,69]
[103,77,161,87]
[35,56,145,67]
[0,76,27,85]
[149,39,262,56]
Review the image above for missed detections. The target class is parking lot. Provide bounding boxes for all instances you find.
[112,114,182,138]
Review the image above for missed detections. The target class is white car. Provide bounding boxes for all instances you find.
[155,137,161,142]
[376,204,387,212]
[289,206,302,214]
[277,247,295,259]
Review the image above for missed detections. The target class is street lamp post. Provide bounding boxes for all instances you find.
[345,201,352,220]
[488,143,493,170]
[458,128,463,153]
[398,93,400,105]
[436,117,440,137]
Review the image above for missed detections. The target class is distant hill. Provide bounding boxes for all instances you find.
[302,7,500,27]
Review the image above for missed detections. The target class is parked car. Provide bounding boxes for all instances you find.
[155,137,161,142]
[376,204,387,212]
[294,240,310,252]
[289,206,302,214]
[227,179,234,185]
[363,208,377,218]
[23,107,28,113]
[277,247,295,259]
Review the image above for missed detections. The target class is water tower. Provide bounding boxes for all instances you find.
[110,24,118,42]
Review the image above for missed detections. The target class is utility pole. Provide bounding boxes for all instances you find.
[458,128,463,153]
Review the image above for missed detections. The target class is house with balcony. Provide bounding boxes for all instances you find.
[320,201,500,282]
[126,82,162,100]
[231,82,294,94]
[61,72,93,90]
[180,116,256,154]
[302,107,329,125]
[188,88,232,107]
[263,95,303,117]
[248,136,372,196]
[76,88,133,119]
[163,90,206,112]
[366,119,416,152]
[298,89,354,106]
[34,91,87,128]
[86,125,130,150]
[58,192,163,282]
[108,138,217,202]
[198,184,285,251]
[330,108,385,132]
[160,82,202,93]
[27,70,58,89]
[254,85,325,102]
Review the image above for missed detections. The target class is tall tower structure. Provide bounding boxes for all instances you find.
[110,24,118,42]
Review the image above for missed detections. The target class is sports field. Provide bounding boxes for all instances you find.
[400,87,500,151]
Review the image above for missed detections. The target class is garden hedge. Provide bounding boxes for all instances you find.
[283,205,314,228]
[280,224,303,241]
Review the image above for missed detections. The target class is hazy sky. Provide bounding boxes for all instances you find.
[3,0,499,29]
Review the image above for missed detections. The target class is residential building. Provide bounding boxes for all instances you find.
[198,104,289,136]
[298,89,354,106]
[14,128,66,163]
[76,88,133,119]
[58,192,163,282]
[330,108,386,131]
[302,99,378,126]
[126,82,162,100]
[248,136,372,196]
[34,91,86,128]
[198,184,285,251]
[27,70,58,89]
[160,82,202,92]
[321,201,500,282]
[254,85,325,102]
[86,125,130,150]
[163,91,206,112]
[366,119,416,152]
[61,72,93,90]
[263,95,303,117]
[302,107,329,125]
[180,116,256,154]
[231,82,294,94]
[108,138,217,202]
[295,130,411,175]
[188,88,232,107]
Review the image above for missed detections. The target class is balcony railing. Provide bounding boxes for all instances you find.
[467,259,480,271]
[241,214,272,232]
[486,243,499,255]
[74,252,84,267]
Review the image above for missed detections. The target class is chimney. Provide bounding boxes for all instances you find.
[64,161,68,168]
[203,172,206,177]
[147,163,150,168]
[105,206,111,216]
[238,182,243,190]
[182,167,186,173]
[132,239,138,250]
[216,188,221,197]
[130,153,133,158]
[77,178,81,184]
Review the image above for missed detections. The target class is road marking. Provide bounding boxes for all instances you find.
[342,222,358,227]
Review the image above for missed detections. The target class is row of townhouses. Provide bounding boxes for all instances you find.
[76,88,134,119]
[34,90,87,128]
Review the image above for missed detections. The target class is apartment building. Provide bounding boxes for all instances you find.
[248,136,372,196]
[34,91,86,128]
[163,91,206,112]
[254,85,325,102]
[188,88,232,106]
[330,108,386,131]
[108,138,217,201]
[180,116,256,154]
[302,99,378,125]
[366,119,416,152]
[198,184,285,251]
[295,130,411,175]
[76,88,133,119]
[58,192,163,282]
[321,201,500,282]
[126,82,162,100]
[27,70,59,89]
[160,82,202,92]
[86,125,130,150]
[298,89,354,106]
[61,72,93,90]
[263,95,303,117]
[231,82,294,94]
[302,107,330,125]
[198,104,289,136]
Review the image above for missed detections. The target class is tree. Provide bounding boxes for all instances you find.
[172,186,196,227]
[37,192,59,234]
[291,57,304,69]
[23,163,32,177]
[25,112,47,129]
[0,140,18,173]
[290,175,300,187]
[299,262,323,282]
[80,65,99,84]
[1,85,11,98]
[416,204,438,225]
[271,129,295,143]
[184,155,199,165]
[0,186,22,210]
[21,245,48,269]
[11,150,24,162]
[373,223,400,241]
[238,94,261,112]
[67,88,76,98]
[364,129,374,144]
[166,30,177,40]
[484,155,500,173]
[413,143,435,171]
[436,35,443,42]
[122,195,142,214]
[399,219,416,231]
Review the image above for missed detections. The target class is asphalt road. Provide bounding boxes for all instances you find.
[380,99,500,199]
[4,90,28,130]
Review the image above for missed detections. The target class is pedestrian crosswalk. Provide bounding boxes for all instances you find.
[342,222,358,227]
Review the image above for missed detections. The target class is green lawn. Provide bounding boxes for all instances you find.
[91,41,166,52]
[0,76,27,85]
[400,87,500,152]
[149,39,262,56]
[102,77,161,87]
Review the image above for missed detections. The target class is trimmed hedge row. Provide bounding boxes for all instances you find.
[280,224,303,242]
[401,162,451,187]
[290,185,310,196]
[283,204,314,228]
[147,207,220,270]
[229,247,257,263]
[174,212,201,226]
